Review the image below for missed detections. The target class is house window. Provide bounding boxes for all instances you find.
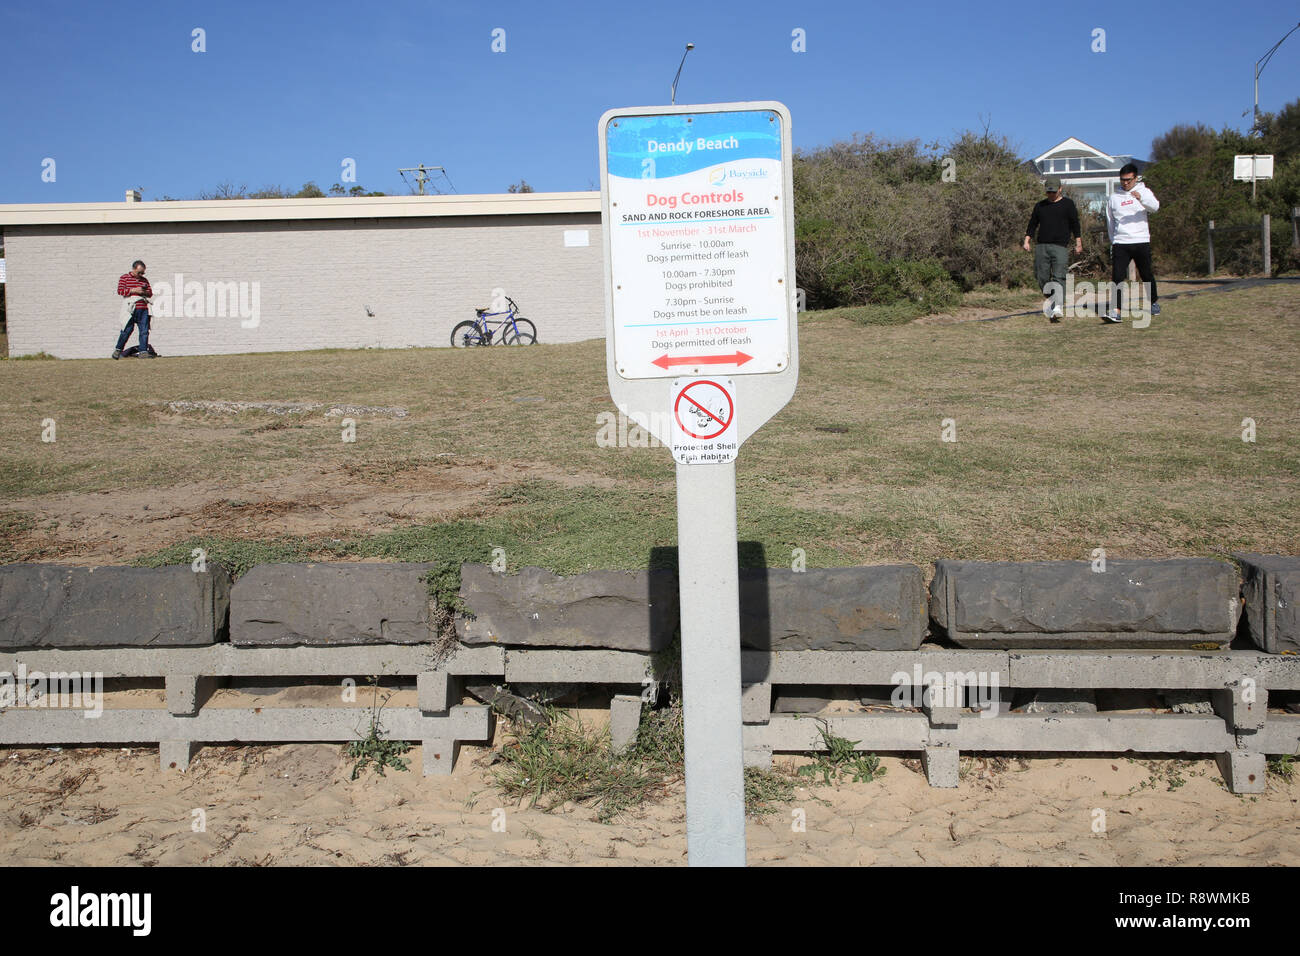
[1069,158,1082,171]
[1054,159,1067,172]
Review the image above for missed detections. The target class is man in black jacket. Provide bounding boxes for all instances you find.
[1022,177,1082,322]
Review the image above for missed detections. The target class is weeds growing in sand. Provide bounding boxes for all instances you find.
[345,676,411,779]
[492,701,681,823]
[795,718,887,785]
[491,694,798,821]
[744,767,798,814]
[1268,753,1296,783]
[1122,758,1204,794]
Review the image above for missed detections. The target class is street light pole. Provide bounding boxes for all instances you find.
[1250,21,1298,202]
[671,43,695,105]
[1253,20,1300,135]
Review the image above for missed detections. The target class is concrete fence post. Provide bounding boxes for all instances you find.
[1207,220,1215,277]
[1262,213,1271,275]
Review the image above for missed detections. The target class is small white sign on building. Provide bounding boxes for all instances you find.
[1234,154,1274,181]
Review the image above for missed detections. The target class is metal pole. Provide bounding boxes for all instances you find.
[1292,206,1299,249]
[676,460,746,867]
[1254,68,1260,134]
[1262,213,1271,275]
[670,44,694,106]
[1252,22,1300,135]
[1208,220,1215,277]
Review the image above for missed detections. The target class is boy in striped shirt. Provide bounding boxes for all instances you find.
[113,260,155,358]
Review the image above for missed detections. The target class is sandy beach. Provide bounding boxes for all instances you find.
[2,704,1295,867]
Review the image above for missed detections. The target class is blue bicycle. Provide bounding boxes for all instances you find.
[450,296,537,347]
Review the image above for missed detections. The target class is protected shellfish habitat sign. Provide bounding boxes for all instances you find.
[604,106,792,379]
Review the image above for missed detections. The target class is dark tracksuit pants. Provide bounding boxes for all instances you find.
[1111,242,1158,313]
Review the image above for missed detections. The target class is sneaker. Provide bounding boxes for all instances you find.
[111,349,122,359]
[1151,302,1161,316]
[136,350,155,358]
[1103,311,1122,324]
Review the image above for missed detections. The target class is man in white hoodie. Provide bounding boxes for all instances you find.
[1104,163,1161,322]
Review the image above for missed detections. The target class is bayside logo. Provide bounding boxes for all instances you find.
[49,886,151,936]
[0,666,102,718]
[708,167,769,185]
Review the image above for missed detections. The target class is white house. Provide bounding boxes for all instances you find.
[1031,137,1149,213]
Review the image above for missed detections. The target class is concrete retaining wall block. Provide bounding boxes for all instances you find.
[457,564,678,652]
[0,564,231,648]
[230,563,435,646]
[1234,553,1300,655]
[930,558,1240,649]
[739,565,927,651]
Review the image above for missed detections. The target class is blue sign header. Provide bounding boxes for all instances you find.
[605,109,782,180]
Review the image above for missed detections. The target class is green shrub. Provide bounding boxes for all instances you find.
[795,129,1042,310]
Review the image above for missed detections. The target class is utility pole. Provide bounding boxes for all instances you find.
[397,164,448,196]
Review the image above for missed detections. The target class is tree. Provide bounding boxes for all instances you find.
[198,181,250,200]
[791,129,1039,310]
[1150,123,1217,162]
[507,180,534,193]
[1142,99,1300,275]
[1260,99,1300,164]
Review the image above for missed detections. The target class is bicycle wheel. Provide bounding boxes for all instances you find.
[451,320,486,348]
[503,317,538,344]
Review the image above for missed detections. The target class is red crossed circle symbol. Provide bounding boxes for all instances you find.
[674,380,734,440]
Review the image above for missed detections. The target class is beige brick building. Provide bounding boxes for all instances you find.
[0,192,604,358]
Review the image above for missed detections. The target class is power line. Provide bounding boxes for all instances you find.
[397,164,455,195]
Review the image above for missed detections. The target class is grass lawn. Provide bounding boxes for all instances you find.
[1,283,1296,577]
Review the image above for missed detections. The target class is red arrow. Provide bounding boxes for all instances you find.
[652,351,753,370]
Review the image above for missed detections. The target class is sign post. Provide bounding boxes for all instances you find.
[1234,154,1275,202]
[598,101,799,866]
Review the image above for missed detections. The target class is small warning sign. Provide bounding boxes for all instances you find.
[671,378,737,465]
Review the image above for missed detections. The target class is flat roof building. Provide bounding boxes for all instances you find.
[0,192,604,358]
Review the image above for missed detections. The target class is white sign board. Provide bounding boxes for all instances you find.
[0,258,6,284]
[605,108,792,379]
[600,102,799,453]
[1234,154,1274,180]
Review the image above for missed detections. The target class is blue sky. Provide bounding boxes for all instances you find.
[2,0,1297,202]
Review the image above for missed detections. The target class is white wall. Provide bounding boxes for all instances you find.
[3,213,604,358]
